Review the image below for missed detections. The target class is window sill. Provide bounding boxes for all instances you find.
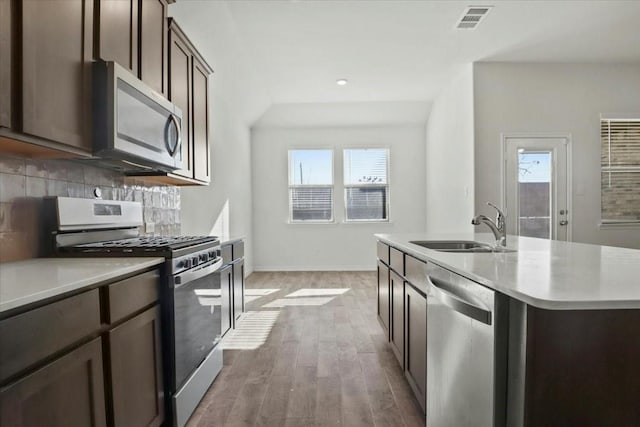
[286,220,395,225]
[343,220,392,224]
[287,220,336,225]
[599,222,640,230]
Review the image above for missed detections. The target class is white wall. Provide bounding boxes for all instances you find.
[252,125,426,271]
[425,64,475,233]
[169,2,272,273]
[474,62,640,248]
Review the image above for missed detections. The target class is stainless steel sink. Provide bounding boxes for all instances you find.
[409,240,516,253]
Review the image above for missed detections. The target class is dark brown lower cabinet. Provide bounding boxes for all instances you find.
[516,305,640,426]
[390,270,404,367]
[107,305,164,427]
[221,240,245,330]
[233,258,245,326]
[220,263,233,336]
[0,268,163,427]
[377,260,390,338]
[405,283,427,412]
[0,337,106,427]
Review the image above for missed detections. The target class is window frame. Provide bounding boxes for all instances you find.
[342,147,391,223]
[287,148,335,224]
[600,115,640,227]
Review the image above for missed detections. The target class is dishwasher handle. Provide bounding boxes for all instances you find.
[427,276,492,325]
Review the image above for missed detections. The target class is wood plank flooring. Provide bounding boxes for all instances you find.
[187,271,425,427]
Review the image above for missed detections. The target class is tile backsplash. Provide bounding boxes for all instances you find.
[0,154,180,263]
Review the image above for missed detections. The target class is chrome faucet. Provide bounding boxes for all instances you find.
[472,202,506,247]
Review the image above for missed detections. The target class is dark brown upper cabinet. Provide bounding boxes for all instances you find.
[20,0,94,152]
[140,0,168,95]
[97,0,139,75]
[192,58,210,182]
[97,0,169,96]
[0,0,11,129]
[168,25,192,179]
[168,19,213,184]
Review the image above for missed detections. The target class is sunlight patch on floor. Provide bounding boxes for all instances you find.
[244,288,280,304]
[221,310,280,350]
[285,288,350,298]
[262,296,337,308]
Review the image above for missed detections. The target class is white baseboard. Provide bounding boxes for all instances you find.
[252,265,376,272]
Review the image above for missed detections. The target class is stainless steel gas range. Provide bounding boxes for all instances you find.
[44,196,224,427]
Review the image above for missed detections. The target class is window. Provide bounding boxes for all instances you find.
[344,148,389,221]
[601,117,640,225]
[288,149,333,222]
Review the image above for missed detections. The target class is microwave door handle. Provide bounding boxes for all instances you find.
[167,114,182,157]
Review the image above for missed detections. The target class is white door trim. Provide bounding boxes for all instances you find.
[500,133,573,242]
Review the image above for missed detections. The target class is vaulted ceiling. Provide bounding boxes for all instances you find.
[171,1,640,126]
[226,0,640,105]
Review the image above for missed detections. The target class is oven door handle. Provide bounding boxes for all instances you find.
[174,258,223,287]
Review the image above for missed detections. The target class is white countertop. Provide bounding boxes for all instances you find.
[221,236,244,246]
[0,257,165,315]
[376,233,640,310]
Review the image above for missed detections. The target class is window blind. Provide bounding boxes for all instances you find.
[601,118,640,223]
[288,149,333,222]
[344,149,389,221]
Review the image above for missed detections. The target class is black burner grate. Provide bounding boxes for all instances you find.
[74,235,219,250]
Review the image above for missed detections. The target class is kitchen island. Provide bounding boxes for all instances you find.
[376,233,640,427]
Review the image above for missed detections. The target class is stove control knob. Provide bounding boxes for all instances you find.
[200,253,208,262]
[179,259,191,269]
[209,251,217,259]
[192,256,199,266]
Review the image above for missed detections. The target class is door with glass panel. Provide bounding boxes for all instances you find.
[504,137,570,241]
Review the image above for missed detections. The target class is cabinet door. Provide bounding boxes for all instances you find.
[107,305,164,427]
[233,259,245,326]
[390,270,404,368]
[139,0,167,95]
[192,58,210,182]
[21,0,93,151]
[220,264,232,336]
[0,0,11,128]
[405,283,427,412]
[97,0,138,74]
[168,27,192,178]
[377,260,390,338]
[0,338,106,427]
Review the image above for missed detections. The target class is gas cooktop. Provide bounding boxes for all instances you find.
[71,236,218,250]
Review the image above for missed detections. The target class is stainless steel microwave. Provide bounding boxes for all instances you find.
[93,60,183,172]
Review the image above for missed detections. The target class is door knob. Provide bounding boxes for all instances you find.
[559,220,568,226]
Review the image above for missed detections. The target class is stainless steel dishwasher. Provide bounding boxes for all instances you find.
[426,262,508,427]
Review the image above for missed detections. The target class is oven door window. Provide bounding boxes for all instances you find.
[173,267,221,389]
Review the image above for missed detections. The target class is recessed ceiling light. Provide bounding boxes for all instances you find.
[336,79,348,86]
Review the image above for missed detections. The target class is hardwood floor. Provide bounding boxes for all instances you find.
[187,271,425,427]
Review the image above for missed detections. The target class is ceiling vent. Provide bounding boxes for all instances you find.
[455,6,493,30]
